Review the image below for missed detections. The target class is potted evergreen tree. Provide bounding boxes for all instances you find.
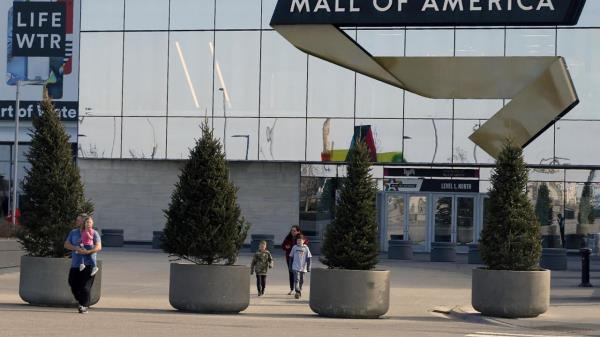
[472,140,548,318]
[18,93,97,306]
[163,121,250,313]
[309,141,389,318]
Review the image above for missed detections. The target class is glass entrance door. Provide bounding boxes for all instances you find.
[407,195,428,251]
[456,196,476,252]
[383,193,405,251]
[433,195,453,243]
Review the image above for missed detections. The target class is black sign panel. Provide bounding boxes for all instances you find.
[271,0,586,27]
[384,167,479,178]
[421,179,479,193]
[12,2,66,57]
[0,100,78,121]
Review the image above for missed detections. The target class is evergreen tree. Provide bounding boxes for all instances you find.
[534,183,553,226]
[479,140,541,271]
[163,121,249,265]
[578,183,595,225]
[321,141,378,270]
[17,92,93,257]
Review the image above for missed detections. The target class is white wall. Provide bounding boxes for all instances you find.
[79,159,299,244]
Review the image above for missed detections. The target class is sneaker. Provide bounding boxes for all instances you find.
[287,290,293,295]
[90,267,99,276]
[294,291,300,299]
[257,292,262,297]
[78,306,88,314]
[79,264,85,272]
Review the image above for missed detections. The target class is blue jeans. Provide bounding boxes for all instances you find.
[293,271,305,292]
[73,245,97,268]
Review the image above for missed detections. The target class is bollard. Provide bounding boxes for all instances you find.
[579,248,593,288]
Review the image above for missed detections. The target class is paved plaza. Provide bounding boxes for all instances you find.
[1,247,599,337]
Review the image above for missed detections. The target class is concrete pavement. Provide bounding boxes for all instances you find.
[0,246,599,337]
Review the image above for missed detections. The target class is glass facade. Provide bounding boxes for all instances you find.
[78,0,600,166]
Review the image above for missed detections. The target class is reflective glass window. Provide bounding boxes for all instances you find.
[212,118,259,160]
[170,0,214,30]
[355,30,404,119]
[260,32,307,118]
[78,117,122,159]
[506,29,555,56]
[122,117,167,159]
[523,126,554,165]
[307,57,354,118]
[213,31,260,117]
[168,32,214,117]
[123,32,168,116]
[79,33,123,117]
[216,0,261,29]
[166,117,204,159]
[124,0,169,30]
[558,29,600,120]
[355,119,404,162]
[81,0,124,31]
[556,121,600,165]
[306,118,354,162]
[403,119,452,163]
[258,118,306,161]
[453,120,494,164]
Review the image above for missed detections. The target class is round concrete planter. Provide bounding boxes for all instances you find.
[472,268,550,318]
[250,234,274,252]
[540,248,567,271]
[309,268,390,318]
[169,263,250,313]
[430,242,456,262]
[467,243,483,265]
[388,240,413,260]
[101,229,124,247]
[19,256,102,307]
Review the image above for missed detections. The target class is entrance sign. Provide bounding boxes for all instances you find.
[271,0,586,159]
[272,0,586,26]
[12,2,66,57]
[384,167,480,179]
[384,178,479,193]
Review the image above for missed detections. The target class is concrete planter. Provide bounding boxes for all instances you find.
[430,242,456,262]
[387,240,413,260]
[467,243,483,265]
[250,234,274,252]
[540,225,562,248]
[152,231,164,249]
[169,263,250,313]
[19,256,102,307]
[309,268,390,318]
[306,236,322,256]
[0,239,24,269]
[101,229,124,247]
[565,234,584,249]
[540,248,567,271]
[472,268,550,318]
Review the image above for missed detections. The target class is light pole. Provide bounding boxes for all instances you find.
[218,88,227,154]
[232,134,249,160]
[12,79,46,230]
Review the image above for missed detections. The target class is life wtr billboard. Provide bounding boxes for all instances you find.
[1,0,79,122]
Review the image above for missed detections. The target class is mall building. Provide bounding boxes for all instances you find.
[0,0,599,251]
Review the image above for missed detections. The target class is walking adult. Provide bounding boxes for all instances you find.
[557,213,565,248]
[281,225,309,295]
[64,214,102,313]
